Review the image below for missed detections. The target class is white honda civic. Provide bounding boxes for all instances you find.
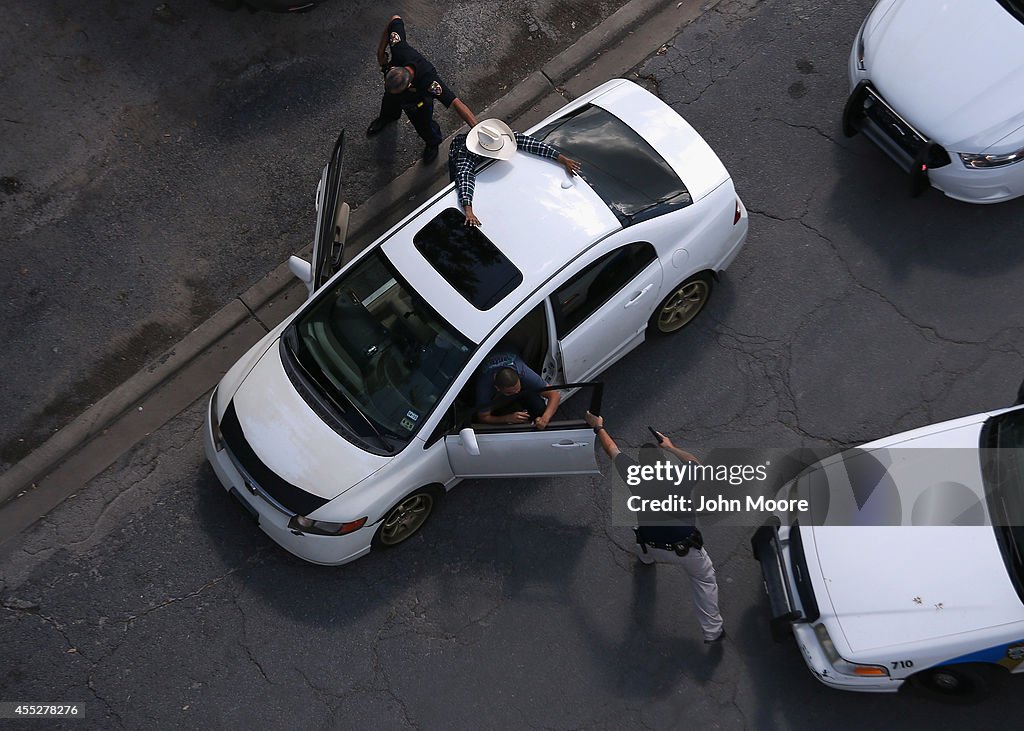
[844,0,1024,202]
[204,79,748,565]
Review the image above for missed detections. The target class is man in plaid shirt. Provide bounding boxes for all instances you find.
[448,119,581,227]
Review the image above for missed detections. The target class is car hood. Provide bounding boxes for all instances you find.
[809,526,1024,655]
[799,414,1024,653]
[865,0,1024,151]
[227,340,388,501]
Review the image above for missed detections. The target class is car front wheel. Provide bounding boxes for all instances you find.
[904,663,1005,703]
[373,487,440,548]
[649,273,713,335]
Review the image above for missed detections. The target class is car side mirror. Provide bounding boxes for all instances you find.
[458,427,481,456]
[288,255,314,298]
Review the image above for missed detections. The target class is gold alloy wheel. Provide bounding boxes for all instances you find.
[655,277,711,333]
[378,492,434,546]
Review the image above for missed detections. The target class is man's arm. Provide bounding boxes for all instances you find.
[477,408,531,426]
[452,148,480,226]
[533,387,561,430]
[376,15,402,68]
[451,98,478,128]
[584,411,620,459]
[514,133,581,176]
[657,433,702,464]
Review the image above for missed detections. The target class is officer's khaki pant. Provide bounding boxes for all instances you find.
[637,545,725,642]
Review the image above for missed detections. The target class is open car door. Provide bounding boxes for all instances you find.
[289,129,350,297]
[444,382,604,478]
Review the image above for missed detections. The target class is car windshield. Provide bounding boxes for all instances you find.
[285,249,473,453]
[982,408,1024,599]
[533,104,691,225]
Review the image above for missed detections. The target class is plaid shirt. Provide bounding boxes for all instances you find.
[449,132,560,207]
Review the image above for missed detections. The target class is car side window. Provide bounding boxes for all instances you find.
[551,242,657,338]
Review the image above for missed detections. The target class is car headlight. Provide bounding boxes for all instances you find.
[959,147,1024,169]
[288,514,367,537]
[813,623,889,678]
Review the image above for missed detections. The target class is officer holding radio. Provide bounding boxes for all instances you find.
[585,411,726,644]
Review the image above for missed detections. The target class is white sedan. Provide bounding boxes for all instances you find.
[843,0,1024,203]
[204,79,748,565]
[753,393,1024,701]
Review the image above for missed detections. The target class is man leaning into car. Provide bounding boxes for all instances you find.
[475,350,561,430]
[366,14,477,164]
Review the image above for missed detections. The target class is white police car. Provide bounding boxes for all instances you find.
[753,397,1024,701]
[843,0,1024,202]
[204,79,749,565]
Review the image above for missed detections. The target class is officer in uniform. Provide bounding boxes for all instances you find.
[585,411,726,644]
[367,15,478,164]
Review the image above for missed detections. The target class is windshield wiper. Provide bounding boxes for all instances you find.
[282,329,395,453]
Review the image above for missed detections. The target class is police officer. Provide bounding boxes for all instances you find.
[366,14,478,164]
[585,411,726,644]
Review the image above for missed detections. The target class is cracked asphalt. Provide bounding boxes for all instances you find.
[2,0,1024,727]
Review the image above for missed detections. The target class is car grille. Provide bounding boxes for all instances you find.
[844,81,951,171]
[219,400,329,516]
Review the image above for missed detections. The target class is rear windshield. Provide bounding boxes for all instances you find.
[413,208,523,310]
[534,104,691,224]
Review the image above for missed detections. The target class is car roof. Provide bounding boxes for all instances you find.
[382,151,620,343]
[381,79,727,344]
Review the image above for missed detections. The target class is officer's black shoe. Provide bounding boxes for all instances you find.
[422,145,439,164]
[366,117,391,137]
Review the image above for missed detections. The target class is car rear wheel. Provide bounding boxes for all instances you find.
[373,487,441,548]
[904,663,1005,703]
[649,273,713,335]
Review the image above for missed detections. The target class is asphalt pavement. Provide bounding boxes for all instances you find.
[0,0,705,535]
[2,0,1024,727]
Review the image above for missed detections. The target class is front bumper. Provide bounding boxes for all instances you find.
[203,392,374,566]
[751,523,901,693]
[846,46,1024,203]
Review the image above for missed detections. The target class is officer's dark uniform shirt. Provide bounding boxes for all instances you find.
[387,18,457,109]
[614,449,698,544]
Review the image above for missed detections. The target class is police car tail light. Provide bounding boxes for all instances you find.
[733,198,742,225]
[813,623,889,678]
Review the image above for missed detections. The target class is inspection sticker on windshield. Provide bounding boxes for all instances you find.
[400,411,419,431]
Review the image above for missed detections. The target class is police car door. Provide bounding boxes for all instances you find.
[288,129,350,298]
[444,383,602,477]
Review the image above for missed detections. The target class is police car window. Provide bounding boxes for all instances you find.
[552,242,657,338]
[534,105,691,225]
[414,208,524,310]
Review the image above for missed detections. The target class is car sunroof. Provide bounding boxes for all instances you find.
[413,208,524,310]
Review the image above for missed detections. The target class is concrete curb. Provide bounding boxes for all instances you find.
[0,0,716,533]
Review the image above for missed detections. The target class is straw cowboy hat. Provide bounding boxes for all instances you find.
[466,119,517,160]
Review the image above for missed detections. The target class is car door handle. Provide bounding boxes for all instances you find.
[552,441,588,448]
[624,284,654,308]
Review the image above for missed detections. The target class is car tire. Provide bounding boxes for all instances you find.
[372,486,442,549]
[904,663,1006,703]
[648,272,714,335]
